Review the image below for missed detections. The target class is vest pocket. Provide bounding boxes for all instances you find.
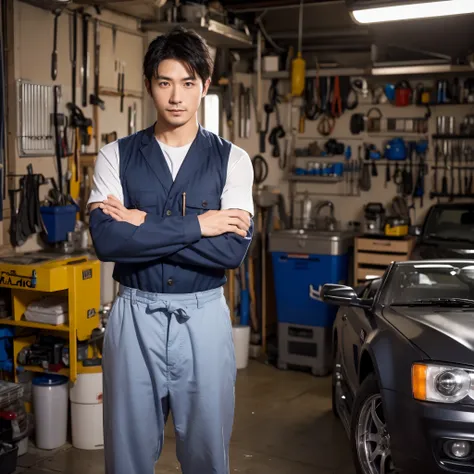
[184,194,220,215]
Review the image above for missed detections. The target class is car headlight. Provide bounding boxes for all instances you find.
[412,363,473,403]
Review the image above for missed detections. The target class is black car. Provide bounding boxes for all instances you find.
[321,260,474,474]
[411,203,474,260]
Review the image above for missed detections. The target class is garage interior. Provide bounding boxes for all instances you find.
[0,0,474,473]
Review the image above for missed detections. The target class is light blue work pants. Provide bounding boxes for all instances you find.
[102,285,237,474]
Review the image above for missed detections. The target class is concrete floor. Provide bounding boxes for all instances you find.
[13,361,356,474]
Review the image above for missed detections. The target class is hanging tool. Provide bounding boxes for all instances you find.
[9,166,47,247]
[66,103,92,201]
[413,152,425,207]
[89,18,105,110]
[291,0,305,96]
[451,142,455,200]
[457,144,463,196]
[112,25,117,75]
[393,162,403,194]
[469,147,474,195]
[101,131,117,145]
[53,86,64,197]
[331,76,342,118]
[442,140,448,195]
[433,142,439,194]
[402,142,414,196]
[385,161,391,188]
[81,12,91,108]
[252,154,268,185]
[120,62,125,113]
[359,145,371,192]
[51,9,61,81]
[69,10,78,107]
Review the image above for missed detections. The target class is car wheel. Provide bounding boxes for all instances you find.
[351,373,398,474]
[331,345,341,418]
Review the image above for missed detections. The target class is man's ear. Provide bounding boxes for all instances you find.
[202,78,211,98]
[144,78,151,96]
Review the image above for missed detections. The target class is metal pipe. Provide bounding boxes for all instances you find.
[298,0,303,55]
[270,28,370,40]
[227,0,343,13]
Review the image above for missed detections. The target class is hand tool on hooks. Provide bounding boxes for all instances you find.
[393,162,403,194]
[53,85,64,198]
[112,25,117,73]
[120,62,126,113]
[69,10,78,107]
[433,143,439,194]
[51,9,61,81]
[101,131,117,145]
[331,76,342,118]
[457,144,463,196]
[385,161,391,188]
[317,113,335,136]
[238,83,246,139]
[451,143,455,200]
[441,141,448,195]
[66,103,92,200]
[90,18,105,110]
[469,147,474,195]
[252,154,268,185]
[463,143,469,195]
[81,12,91,108]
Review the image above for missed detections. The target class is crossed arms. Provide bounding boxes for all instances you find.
[87,144,254,270]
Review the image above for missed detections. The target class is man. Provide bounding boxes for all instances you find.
[87,26,254,474]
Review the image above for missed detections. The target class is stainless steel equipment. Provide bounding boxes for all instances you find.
[363,202,386,235]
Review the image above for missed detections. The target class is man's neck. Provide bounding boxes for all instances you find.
[154,118,199,147]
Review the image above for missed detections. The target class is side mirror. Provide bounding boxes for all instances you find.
[320,283,370,308]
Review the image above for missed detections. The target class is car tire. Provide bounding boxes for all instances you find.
[350,373,397,474]
[331,347,340,418]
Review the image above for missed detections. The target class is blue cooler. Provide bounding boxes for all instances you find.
[269,229,353,375]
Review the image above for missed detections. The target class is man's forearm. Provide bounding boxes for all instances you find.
[89,208,202,263]
[163,220,254,270]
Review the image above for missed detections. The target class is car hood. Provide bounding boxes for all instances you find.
[383,306,474,364]
[413,239,474,260]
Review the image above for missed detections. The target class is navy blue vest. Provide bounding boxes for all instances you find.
[111,124,231,293]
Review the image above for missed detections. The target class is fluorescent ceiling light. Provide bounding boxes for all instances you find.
[351,0,474,24]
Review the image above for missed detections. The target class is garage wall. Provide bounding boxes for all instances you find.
[235,74,474,228]
[4,1,147,251]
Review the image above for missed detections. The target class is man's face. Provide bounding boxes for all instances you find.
[146,58,210,128]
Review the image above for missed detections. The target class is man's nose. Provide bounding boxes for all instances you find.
[169,86,182,104]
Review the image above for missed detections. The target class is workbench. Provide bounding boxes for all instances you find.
[0,251,102,384]
[354,235,415,285]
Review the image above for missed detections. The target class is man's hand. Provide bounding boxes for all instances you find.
[198,209,251,238]
[100,195,146,226]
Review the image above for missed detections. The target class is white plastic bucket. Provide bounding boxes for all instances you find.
[32,374,69,450]
[232,325,251,369]
[69,373,104,450]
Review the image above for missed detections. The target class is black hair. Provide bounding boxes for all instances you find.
[143,26,214,84]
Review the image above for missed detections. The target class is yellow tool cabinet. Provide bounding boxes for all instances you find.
[0,252,102,383]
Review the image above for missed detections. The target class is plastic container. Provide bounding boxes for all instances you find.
[40,205,77,243]
[32,374,69,450]
[271,252,348,327]
[0,442,18,474]
[69,373,104,450]
[232,325,250,370]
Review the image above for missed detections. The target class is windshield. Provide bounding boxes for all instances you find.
[381,262,474,306]
[424,207,474,243]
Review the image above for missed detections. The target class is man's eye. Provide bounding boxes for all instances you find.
[184,82,194,87]
[159,81,169,87]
